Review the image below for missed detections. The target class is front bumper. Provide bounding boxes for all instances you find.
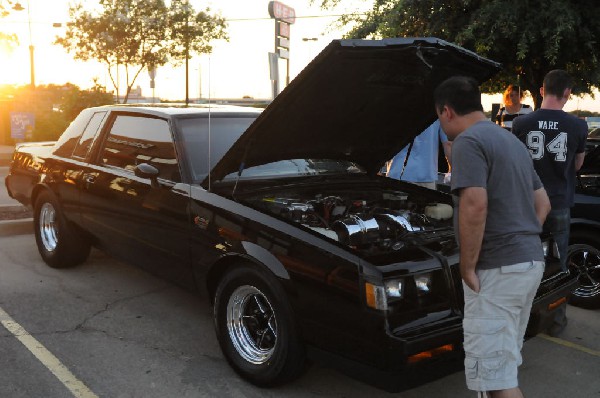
[526,271,578,336]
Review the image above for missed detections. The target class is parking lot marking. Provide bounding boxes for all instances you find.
[0,306,99,398]
[539,333,600,357]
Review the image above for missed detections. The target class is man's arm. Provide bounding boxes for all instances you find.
[533,187,551,226]
[575,152,585,171]
[458,186,487,293]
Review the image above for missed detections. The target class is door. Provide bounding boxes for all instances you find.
[79,112,194,288]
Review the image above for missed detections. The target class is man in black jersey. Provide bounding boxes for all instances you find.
[512,69,588,336]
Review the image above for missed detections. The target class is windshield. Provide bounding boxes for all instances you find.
[177,115,257,182]
[223,159,365,180]
[177,114,366,182]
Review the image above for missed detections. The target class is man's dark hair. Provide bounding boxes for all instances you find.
[434,76,483,115]
[543,69,573,98]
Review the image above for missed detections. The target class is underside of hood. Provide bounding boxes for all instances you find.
[209,37,501,182]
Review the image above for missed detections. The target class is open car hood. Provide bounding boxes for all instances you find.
[209,37,501,182]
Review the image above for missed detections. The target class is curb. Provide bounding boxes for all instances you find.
[0,218,33,236]
[0,205,30,212]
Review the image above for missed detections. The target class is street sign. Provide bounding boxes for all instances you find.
[278,37,290,49]
[277,21,290,38]
[268,52,279,80]
[10,112,35,140]
[278,48,289,59]
[268,1,296,24]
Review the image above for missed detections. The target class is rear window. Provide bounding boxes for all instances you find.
[53,109,106,158]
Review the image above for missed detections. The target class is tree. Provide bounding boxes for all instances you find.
[316,0,600,109]
[55,0,227,103]
[9,83,114,141]
[58,81,114,120]
[0,0,19,52]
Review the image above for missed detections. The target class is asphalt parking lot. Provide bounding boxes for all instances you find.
[1,220,599,398]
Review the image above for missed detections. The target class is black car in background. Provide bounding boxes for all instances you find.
[568,144,600,308]
[585,128,600,151]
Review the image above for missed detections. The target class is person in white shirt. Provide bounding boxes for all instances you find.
[495,84,532,132]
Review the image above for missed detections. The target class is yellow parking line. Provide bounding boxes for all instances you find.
[0,306,98,398]
[539,333,600,357]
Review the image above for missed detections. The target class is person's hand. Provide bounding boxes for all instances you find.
[462,270,480,293]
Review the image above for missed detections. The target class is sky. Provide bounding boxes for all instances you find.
[1,0,369,101]
[2,0,600,112]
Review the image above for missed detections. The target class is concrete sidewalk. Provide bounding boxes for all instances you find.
[0,145,14,167]
[0,218,33,236]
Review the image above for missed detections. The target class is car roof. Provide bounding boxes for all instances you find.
[91,103,263,118]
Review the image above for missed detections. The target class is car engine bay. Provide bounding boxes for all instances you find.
[243,187,456,255]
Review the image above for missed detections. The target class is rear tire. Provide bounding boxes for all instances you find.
[213,265,305,387]
[33,190,91,268]
[567,244,600,309]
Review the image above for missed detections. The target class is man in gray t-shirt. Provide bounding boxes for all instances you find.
[434,76,551,397]
[451,121,545,269]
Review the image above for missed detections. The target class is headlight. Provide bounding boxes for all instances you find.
[369,271,440,310]
[365,282,388,310]
[415,273,433,296]
[385,279,404,298]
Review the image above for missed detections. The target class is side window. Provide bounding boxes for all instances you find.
[72,111,107,159]
[101,115,181,182]
[53,109,95,158]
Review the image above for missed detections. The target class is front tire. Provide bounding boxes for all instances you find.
[33,190,91,268]
[213,265,305,387]
[567,244,600,309]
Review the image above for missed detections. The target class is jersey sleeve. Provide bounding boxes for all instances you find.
[511,116,525,140]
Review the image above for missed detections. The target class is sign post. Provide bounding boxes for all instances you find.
[148,66,157,103]
[268,1,295,96]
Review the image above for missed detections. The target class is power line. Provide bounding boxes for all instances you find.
[226,13,367,22]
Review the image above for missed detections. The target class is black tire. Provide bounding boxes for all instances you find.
[213,265,305,387]
[570,229,600,251]
[33,190,91,268]
[567,244,600,309]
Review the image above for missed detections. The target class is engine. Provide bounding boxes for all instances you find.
[249,190,454,253]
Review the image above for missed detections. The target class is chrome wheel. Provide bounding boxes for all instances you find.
[39,202,58,252]
[568,244,600,308]
[227,285,277,364]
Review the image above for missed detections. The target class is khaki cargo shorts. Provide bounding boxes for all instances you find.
[462,260,544,392]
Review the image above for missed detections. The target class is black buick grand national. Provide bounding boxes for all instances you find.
[5,38,577,391]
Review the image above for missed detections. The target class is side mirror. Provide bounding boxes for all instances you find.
[134,163,160,188]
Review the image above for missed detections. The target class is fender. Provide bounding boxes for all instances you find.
[571,217,600,230]
[203,241,291,302]
[240,241,291,280]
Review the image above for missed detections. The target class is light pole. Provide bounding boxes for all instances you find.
[183,1,192,106]
[302,37,318,60]
[13,1,35,89]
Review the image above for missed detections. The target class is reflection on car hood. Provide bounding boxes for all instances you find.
[209,37,501,183]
